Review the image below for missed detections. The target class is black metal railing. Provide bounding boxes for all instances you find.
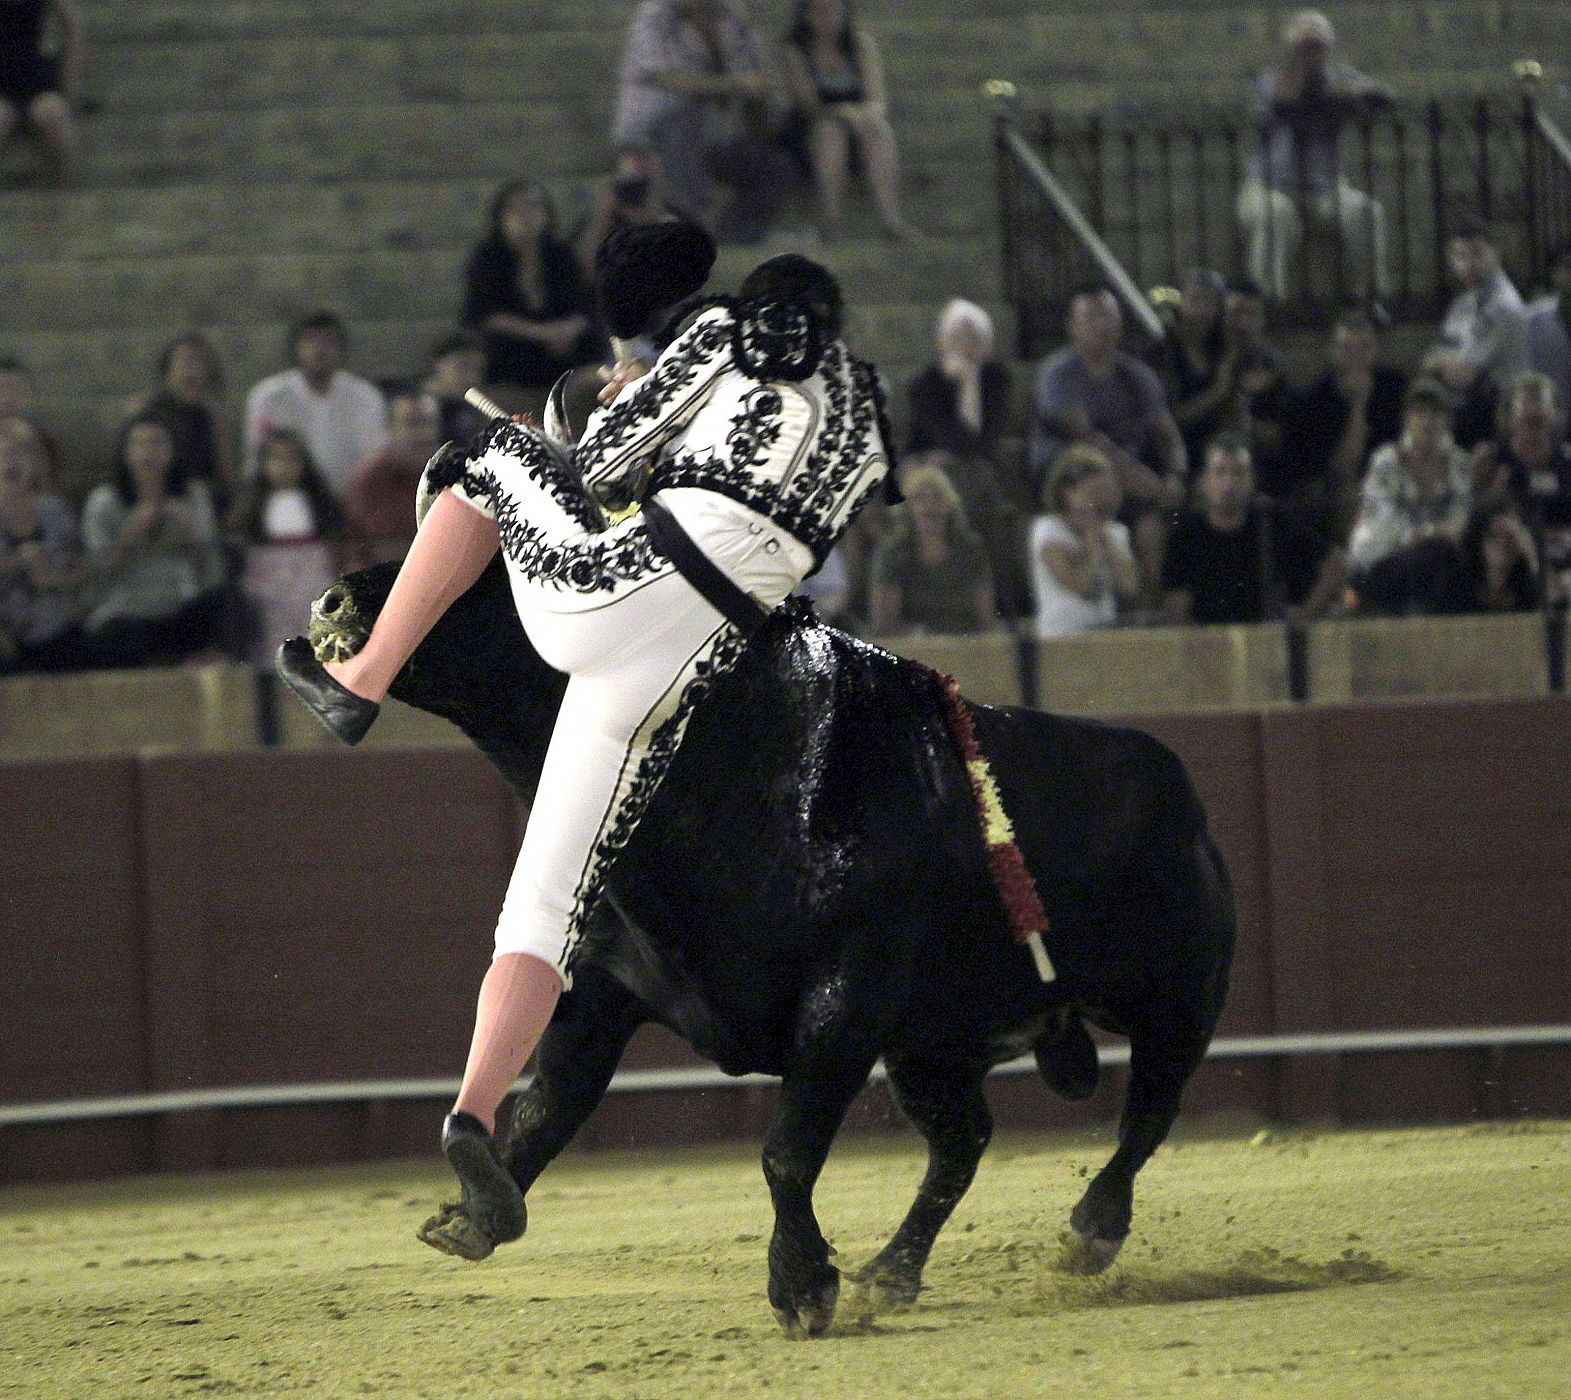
[997,74,1571,357]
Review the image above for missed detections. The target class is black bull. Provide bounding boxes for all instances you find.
[310,559,1235,1337]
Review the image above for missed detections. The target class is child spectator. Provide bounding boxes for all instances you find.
[343,388,442,570]
[422,332,489,447]
[869,463,995,635]
[81,414,228,664]
[781,0,914,241]
[0,0,84,185]
[227,429,345,666]
[0,355,64,488]
[1347,378,1471,590]
[1029,445,1140,638]
[461,181,604,407]
[244,311,388,501]
[1161,434,1344,626]
[0,420,86,672]
[130,332,237,501]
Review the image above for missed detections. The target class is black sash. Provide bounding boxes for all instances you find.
[642,495,772,636]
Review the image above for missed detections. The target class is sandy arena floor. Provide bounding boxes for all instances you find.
[2,1119,1567,1399]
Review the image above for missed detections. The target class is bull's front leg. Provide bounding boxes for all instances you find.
[503,961,647,1196]
[761,1056,876,1339]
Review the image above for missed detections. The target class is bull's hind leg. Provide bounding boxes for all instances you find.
[852,1055,992,1311]
[1059,1014,1207,1275]
[762,1058,877,1339]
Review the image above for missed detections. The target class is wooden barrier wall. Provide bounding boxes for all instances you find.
[5,698,1570,1181]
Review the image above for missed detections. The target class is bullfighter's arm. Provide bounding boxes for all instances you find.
[572,307,735,505]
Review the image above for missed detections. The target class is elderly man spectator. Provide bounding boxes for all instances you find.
[1422,218,1530,448]
[1470,372,1571,571]
[0,0,85,185]
[1162,434,1344,626]
[1028,286,1186,595]
[343,388,443,570]
[612,0,797,244]
[243,311,388,500]
[1237,10,1391,305]
[1527,242,1571,421]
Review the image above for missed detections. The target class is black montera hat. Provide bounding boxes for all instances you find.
[595,218,718,339]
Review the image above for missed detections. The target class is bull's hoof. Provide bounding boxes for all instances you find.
[417,1202,497,1261]
[440,1111,527,1246]
[307,585,371,665]
[1056,1226,1124,1275]
[771,1267,840,1339]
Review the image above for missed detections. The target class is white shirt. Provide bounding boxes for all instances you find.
[243,369,388,498]
[1030,513,1132,638]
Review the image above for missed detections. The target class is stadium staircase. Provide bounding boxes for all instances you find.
[1,0,1568,498]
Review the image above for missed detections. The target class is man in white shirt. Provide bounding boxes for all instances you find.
[243,311,388,497]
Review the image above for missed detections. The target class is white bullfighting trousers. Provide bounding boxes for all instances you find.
[452,426,811,988]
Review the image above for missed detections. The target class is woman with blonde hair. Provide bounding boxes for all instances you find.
[1030,444,1141,637]
[869,461,995,634]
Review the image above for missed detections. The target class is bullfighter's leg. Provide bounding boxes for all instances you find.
[853,1054,992,1311]
[1059,1011,1208,1275]
[762,1058,879,1338]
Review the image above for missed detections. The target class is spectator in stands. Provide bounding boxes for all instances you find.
[1157,269,1233,473]
[1527,242,1571,421]
[1224,281,1293,488]
[1281,309,1407,518]
[908,298,1010,464]
[0,354,64,488]
[343,388,443,570]
[1442,493,1546,614]
[1161,434,1345,626]
[1236,10,1391,304]
[81,413,228,664]
[0,0,85,186]
[130,333,237,502]
[780,0,914,241]
[1029,444,1141,638]
[1470,372,1571,572]
[572,142,677,281]
[793,543,852,625]
[422,332,489,447]
[612,0,797,244]
[869,462,995,635]
[243,311,388,501]
[0,420,87,672]
[1422,218,1530,448]
[227,429,345,666]
[1347,378,1471,588]
[1027,286,1186,595]
[462,182,604,407]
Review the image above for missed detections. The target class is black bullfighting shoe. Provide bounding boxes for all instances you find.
[416,1112,527,1262]
[275,636,380,746]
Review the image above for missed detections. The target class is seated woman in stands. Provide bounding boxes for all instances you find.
[869,462,995,635]
[1346,378,1472,606]
[0,419,88,672]
[461,181,605,412]
[226,429,345,666]
[781,0,915,241]
[128,332,238,505]
[81,413,230,665]
[907,299,1011,465]
[1030,444,1141,638]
